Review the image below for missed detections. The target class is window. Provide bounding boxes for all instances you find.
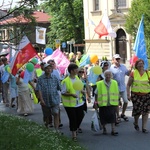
[94,0,99,11]
[118,0,126,8]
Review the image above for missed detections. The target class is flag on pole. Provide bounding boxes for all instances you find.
[133,15,148,69]
[36,26,46,45]
[86,18,96,27]
[94,14,116,38]
[11,36,37,75]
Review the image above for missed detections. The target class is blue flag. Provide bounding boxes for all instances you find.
[133,15,148,69]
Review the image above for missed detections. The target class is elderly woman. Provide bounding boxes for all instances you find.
[127,59,150,133]
[94,70,119,136]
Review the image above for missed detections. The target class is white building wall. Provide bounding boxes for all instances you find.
[83,0,134,62]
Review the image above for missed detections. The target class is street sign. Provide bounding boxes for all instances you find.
[62,42,66,48]
[55,39,60,48]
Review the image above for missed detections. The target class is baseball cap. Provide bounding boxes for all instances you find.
[113,54,121,59]
[44,63,51,69]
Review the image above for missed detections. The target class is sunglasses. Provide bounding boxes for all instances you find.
[79,71,84,73]
[116,58,120,60]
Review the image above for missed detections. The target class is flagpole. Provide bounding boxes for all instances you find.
[86,32,96,54]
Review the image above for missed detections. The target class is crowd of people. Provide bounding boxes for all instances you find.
[0,51,150,142]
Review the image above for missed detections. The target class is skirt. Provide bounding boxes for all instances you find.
[131,92,150,116]
[17,90,34,114]
[99,106,117,125]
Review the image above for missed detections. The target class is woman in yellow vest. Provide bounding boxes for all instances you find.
[61,63,84,142]
[94,70,119,136]
[127,59,150,133]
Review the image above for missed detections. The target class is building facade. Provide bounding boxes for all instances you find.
[83,0,133,63]
[0,10,51,52]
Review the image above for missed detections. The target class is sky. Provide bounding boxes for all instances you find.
[0,0,44,9]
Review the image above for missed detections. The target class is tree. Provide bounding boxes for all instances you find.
[125,0,150,55]
[0,0,38,44]
[40,0,84,49]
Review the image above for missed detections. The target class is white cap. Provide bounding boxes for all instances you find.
[44,63,51,69]
[113,54,121,59]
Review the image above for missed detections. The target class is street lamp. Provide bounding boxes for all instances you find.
[67,39,75,53]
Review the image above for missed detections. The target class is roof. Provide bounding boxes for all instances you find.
[0,11,51,25]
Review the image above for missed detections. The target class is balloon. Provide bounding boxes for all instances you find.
[26,63,34,72]
[31,57,38,65]
[90,54,98,64]
[5,65,11,73]
[92,66,102,75]
[7,67,11,73]
[45,48,53,55]
[73,80,84,91]
[5,65,9,71]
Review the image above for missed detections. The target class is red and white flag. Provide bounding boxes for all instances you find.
[94,14,116,38]
[11,36,37,75]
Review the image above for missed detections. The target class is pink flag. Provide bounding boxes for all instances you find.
[94,14,116,38]
[43,49,70,75]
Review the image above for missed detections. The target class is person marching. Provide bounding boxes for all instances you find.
[127,59,150,133]
[61,63,84,142]
[94,70,119,136]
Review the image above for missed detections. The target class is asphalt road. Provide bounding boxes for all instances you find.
[0,99,150,150]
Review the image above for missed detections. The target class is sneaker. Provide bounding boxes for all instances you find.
[24,113,28,116]
[59,124,63,128]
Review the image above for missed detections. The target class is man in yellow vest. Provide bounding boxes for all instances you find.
[61,63,85,142]
[94,70,119,136]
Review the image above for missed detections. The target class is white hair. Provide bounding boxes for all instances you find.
[104,69,113,78]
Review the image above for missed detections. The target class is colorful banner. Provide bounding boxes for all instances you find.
[43,49,70,75]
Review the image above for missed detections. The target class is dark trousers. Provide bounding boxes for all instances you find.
[65,105,84,131]
[91,85,96,97]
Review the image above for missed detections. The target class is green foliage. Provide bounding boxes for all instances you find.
[0,113,85,150]
[125,0,150,56]
[40,0,84,48]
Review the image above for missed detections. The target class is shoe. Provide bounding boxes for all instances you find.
[72,137,77,142]
[142,129,148,133]
[120,114,129,121]
[133,123,139,131]
[59,124,63,128]
[115,117,121,125]
[24,113,28,116]
[111,131,118,136]
[11,104,15,108]
[78,128,82,133]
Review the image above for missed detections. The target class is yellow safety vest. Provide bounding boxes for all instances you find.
[96,80,119,107]
[61,76,83,107]
[131,69,150,93]
[76,59,80,66]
